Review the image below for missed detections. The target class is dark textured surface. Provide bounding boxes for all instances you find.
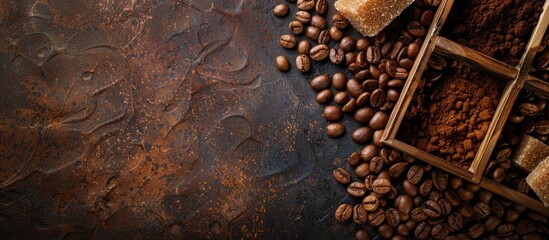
[0,0,366,239]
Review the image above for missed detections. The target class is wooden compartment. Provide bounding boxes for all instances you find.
[381,0,549,216]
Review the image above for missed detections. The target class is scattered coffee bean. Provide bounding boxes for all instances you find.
[333,168,351,184]
[316,89,332,104]
[335,203,353,222]
[334,91,350,105]
[369,111,389,130]
[323,105,343,122]
[296,0,314,11]
[288,21,304,34]
[297,40,311,55]
[355,163,370,178]
[347,151,361,167]
[369,156,385,174]
[306,26,321,41]
[353,204,368,224]
[295,11,311,24]
[468,223,486,239]
[329,48,345,65]
[295,54,310,72]
[326,123,345,138]
[447,212,463,231]
[310,44,329,61]
[415,222,431,239]
[352,127,373,144]
[362,195,379,212]
[279,34,297,49]
[431,223,449,240]
[422,200,442,218]
[372,178,391,194]
[315,0,328,15]
[368,208,386,226]
[348,181,367,197]
[275,55,290,72]
[332,13,349,29]
[311,15,327,29]
[273,4,289,17]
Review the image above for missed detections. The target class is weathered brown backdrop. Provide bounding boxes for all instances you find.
[0,0,366,239]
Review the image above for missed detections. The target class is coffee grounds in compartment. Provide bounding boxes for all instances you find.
[442,0,544,66]
[399,58,505,169]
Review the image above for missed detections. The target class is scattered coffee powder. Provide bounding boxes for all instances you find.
[443,0,543,66]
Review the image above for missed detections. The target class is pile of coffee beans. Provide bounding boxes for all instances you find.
[273,0,549,239]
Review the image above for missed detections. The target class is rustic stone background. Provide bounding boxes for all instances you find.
[0,0,366,238]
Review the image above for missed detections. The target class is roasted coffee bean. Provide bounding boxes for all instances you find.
[377,171,391,181]
[425,0,441,7]
[420,10,434,27]
[334,92,349,106]
[356,38,371,51]
[355,229,371,240]
[497,223,515,237]
[310,44,329,61]
[273,4,289,17]
[369,66,381,81]
[431,170,448,191]
[385,60,398,77]
[335,203,353,222]
[275,55,290,72]
[407,165,424,184]
[279,34,296,49]
[288,21,304,35]
[355,93,370,107]
[355,163,370,178]
[370,89,386,108]
[518,178,531,194]
[399,58,414,70]
[348,181,367,197]
[373,130,384,147]
[343,79,361,98]
[332,13,349,29]
[309,75,329,91]
[422,200,442,218]
[385,208,400,227]
[389,41,404,60]
[340,37,356,52]
[458,204,474,218]
[366,46,382,64]
[362,79,379,92]
[492,167,505,183]
[329,48,344,65]
[363,195,379,211]
[411,207,428,222]
[315,0,328,15]
[517,220,536,235]
[389,162,408,178]
[364,175,376,191]
[369,157,385,174]
[431,223,449,240]
[374,30,386,44]
[469,223,486,239]
[379,224,394,239]
[342,98,357,112]
[345,52,356,66]
[311,15,327,29]
[348,63,362,74]
[381,42,394,57]
[331,72,347,90]
[386,89,400,102]
[428,54,447,71]
[295,11,311,24]
[354,107,374,125]
[306,26,321,41]
[395,194,414,216]
[347,151,361,167]
[360,144,377,163]
[369,111,388,130]
[447,212,463,231]
[372,178,391,194]
[520,102,539,116]
[352,127,373,144]
[333,168,351,184]
[326,123,345,138]
[355,70,371,81]
[329,26,344,42]
[397,224,410,236]
[449,177,462,190]
[473,201,491,219]
[403,180,418,197]
[394,68,408,79]
[316,89,332,104]
[484,215,502,232]
[415,222,431,240]
[535,120,549,134]
[405,220,418,232]
[428,191,442,202]
[505,209,520,222]
[295,54,311,72]
[438,199,451,215]
[297,41,311,55]
[458,188,474,201]
[368,208,385,226]
[407,42,420,59]
[356,51,368,68]
[352,205,368,225]
[297,0,315,10]
[407,21,426,37]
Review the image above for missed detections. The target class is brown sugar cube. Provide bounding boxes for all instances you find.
[334,0,415,37]
[511,135,549,172]
[526,157,549,207]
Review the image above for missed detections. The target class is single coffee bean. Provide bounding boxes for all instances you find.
[366,46,382,64]
[355,163,370,178]
[352,127,373,144]
[428,191,442,202]
[492,167,505,182]
[497,223,515,237]
[355,229,371,240]
[368,208,385,226]
[370,89,386,108]
[347,78,363,98]
[279,34,297,49]
[316,89,332,104]
[369,156,384,174]
[306,26,321,41]
[517,178,531,194]
[411,207,428,222]
[407,42,420,58]
[415,222,431,240]
[353,204,368,224]
[390,41,404,60]
[360,144,377,162]
[326,123,345,138]
[311,15,327,29]
[425,0,442,7]
[517,220,536,235]
[354,107,374,124]
[505,209,520,222]
[407,21,426,37]
[378,224,393,239]
[357,38,371,51]
[364,175,376,191]
[394,67,408,79]
[334,91,349,105]
[347,181,367,197]
[373,130,384,147]
[310,44,329,61]
[347,151,360,167]
[345,52,356,66]
[340,36,356,52]
[491,200,505,217]
[297,41,311,55]
[449,177,462,190]
[297,0,315,11]
[315,0,328,15]
[389,162,408,178]
[369,111,389,130]
[447,212,463,231]
[329,26,344,42]
[377,171,391,181]
[431,170,448,191]
[428,54,447,71]
[403,180,418,197]
[468,223,486,239]
[397,224,410,236]
[395,194,414,216]
[473,201,491,219]
[385,208,400,227]
[535,120,549,134]
[355,70,371,81]
[381,42,394,57]
[399,58,414,70]
[295,54,310,72]
[387,89,400,102]
[437,199,451,216]
[431,223,449,240]
[356,92,371,107]
[335,203,352,222]
[407,165,424,184]
[422,200,442,218]
[356,51,369,68]
[484,215,502,232]
[362,79,379,91]
[458,204,474,218]
[273,4,289,17]
[385,60,398,77]
[331,72,347,90]
[372,178,391,194]
[323,105,343,121]
[295,11,311,24]
[288,21,304,34]
[457,188,474,201]
[341,98,357,112]
[333,168,351,184]
[362,195,379,212]
[275,55,290,72]
[329,48,344,65]
[520,102,539,116]
[311,74,330,91]
[332,13,349,29]
[420,10,434,27]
